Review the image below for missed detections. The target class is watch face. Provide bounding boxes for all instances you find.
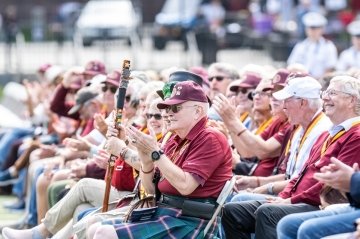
[151,151,160,161]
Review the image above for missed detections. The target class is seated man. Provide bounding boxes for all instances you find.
[221,75,360,239]
[88,80,233,239]
[214,75,331,198]
[277,157,360,239]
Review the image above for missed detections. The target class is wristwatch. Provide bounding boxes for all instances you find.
[151,150,164,161]
[267,183,275,195]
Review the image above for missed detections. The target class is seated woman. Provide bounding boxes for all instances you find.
[88,79,233,239]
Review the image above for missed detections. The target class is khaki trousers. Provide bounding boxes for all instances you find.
[42,178,130,234]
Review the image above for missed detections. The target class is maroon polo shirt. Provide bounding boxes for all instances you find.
[50,84,80,120]
[158,117,233,198]
[279,124,360,206]
[252,117,290,176]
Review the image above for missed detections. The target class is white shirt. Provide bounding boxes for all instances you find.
[336,46,360,71]
[286,111,333,179]
[287,37,338,78]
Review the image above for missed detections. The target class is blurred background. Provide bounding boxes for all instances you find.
[0,0,359,83]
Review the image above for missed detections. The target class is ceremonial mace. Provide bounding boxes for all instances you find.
[102,60,131,212]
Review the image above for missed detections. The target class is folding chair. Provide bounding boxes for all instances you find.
[203,176,236,238]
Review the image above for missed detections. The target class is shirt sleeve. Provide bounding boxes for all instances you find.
[50,84,80,120]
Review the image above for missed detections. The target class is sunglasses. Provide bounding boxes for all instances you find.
[146,113,162,120]
[238,88,248,94]
[101,85,117,94]
[164,105,197,114]
[208,76,225,82]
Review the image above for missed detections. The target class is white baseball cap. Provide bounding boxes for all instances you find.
[273,76,322,100]
[347,20,360,36]
[302,12,327,28]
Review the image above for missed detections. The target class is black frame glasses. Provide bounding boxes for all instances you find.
[101,85,118,94]
[208,76,225,82]
[146,113,162,120]
[238,88,249,94]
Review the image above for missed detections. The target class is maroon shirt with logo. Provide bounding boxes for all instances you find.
[279,125,360,206]
[158,117,233,198]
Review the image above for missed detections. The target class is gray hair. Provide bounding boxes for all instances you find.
[306,98,323,111]
[208,62,239,80]
[330,75,360,115]
[197,101,210,116]
[128,79,146,107]
[139,81,164,99]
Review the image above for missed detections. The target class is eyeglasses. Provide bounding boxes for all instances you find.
[101,85,117,94]
[251,91,271,98]
[321,89,353,99]
[237,88,249,95]
[208,76,225,82]
[146,113,162,120]
[164,105,198,114]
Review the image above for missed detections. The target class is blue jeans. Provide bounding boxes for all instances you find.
[0,127,33,169]
[230,192,268,202]
[277,204,360,239]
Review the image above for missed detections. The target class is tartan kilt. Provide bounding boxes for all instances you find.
[102,207,219,239]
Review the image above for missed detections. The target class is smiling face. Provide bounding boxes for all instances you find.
[147,100,164,135]
[322,82,355,124]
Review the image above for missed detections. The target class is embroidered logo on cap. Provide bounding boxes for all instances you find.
[172,86,182,97]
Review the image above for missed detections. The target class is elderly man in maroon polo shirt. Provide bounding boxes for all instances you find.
[85,79,233,239]
[221,75,360,239]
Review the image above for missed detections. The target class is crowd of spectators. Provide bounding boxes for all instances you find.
[1,9,360,239]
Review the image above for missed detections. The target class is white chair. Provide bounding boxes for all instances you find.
[204,176,236,238]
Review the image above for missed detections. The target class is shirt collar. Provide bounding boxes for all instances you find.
[173,117,207,144]
[329,116,360,137]
[185,117,207,141]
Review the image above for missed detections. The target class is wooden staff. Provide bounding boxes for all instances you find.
[102,60,131,212]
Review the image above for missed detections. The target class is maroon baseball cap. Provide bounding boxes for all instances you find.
[263,69,291,92]
[106,70,121,87]
[230,72,261,92]
[157,81,211,109]
[83,60,106,76]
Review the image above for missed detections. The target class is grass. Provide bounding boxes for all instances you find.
[0,195,25,230]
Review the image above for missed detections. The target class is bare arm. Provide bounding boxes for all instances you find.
[153,155,200,196]
[213,94,281,159]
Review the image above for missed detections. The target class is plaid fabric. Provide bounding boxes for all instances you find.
[102,207,219,239]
